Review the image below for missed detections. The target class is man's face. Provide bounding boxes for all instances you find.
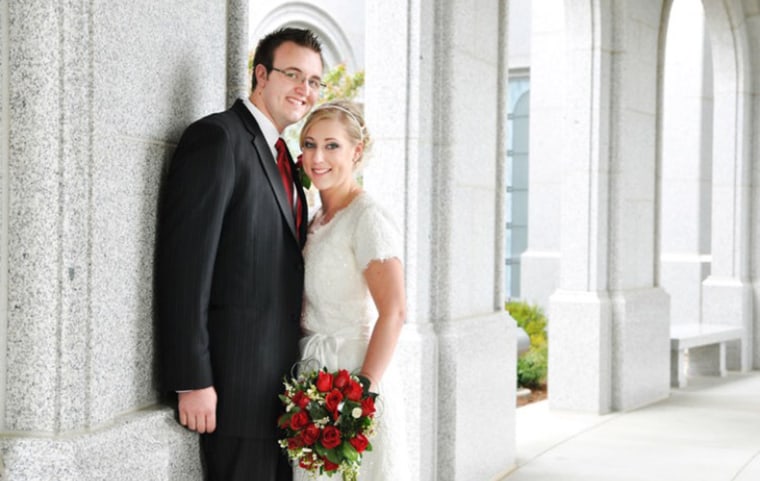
[254,42,323,132]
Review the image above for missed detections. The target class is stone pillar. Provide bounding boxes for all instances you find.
[365,0,516,480]
[364,0,437,478]
[428,1,516,477]
[0,1,242,478]
[544,0,670,413]
[700,0,754,372]
[600,0,671,411]
[542,0,614,413]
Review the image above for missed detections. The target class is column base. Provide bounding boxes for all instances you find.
[394,322,438,481]
[702,276,753,371]
[436,312,516,481]
[610,287,670,411]
[0,407,201,480]
[548,290,613,413]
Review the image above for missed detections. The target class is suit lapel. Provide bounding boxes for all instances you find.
[291,156,309,245]
[232,101,298,241]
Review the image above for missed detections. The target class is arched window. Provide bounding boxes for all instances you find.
[506,78,530,298]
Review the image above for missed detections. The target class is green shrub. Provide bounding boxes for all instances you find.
[517,345,547,389]
[506,301,548,388]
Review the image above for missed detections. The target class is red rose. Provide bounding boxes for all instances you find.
[361,397,376,416]
[291,390,310,409]
[289,411,309,431]
[334,369,351,389]
[344,380,363,401]
[287,434,304,450]
[316,371,334,392]
[302,424,320,446]
[349,433,369,453]
[325,389,344,412]
[320,426,342,449]
[323,458,339,472]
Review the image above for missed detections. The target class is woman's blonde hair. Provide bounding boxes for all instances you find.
[299,100,372,169]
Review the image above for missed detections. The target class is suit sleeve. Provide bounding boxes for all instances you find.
[156,119,235,391]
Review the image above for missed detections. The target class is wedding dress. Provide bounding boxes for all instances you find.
[295,192,409,481]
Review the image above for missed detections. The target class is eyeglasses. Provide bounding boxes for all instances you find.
[270,67,326,91]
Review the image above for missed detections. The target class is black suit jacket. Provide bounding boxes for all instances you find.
[156,99,308,438]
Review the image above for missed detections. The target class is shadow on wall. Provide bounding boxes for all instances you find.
[149,56,207,402]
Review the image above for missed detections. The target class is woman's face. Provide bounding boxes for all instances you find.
[301,118,362,193]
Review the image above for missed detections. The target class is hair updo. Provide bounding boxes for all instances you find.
[299,100,372,169]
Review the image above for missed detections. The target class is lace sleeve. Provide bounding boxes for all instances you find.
[352,200,403,270]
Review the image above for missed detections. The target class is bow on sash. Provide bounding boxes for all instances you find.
[299,326,371,371]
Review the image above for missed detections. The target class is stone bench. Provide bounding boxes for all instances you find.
[670,324,744,388]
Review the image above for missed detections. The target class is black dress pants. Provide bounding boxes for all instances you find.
[201,432,292,481]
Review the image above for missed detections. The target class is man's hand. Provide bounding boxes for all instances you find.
[178,386,217,433]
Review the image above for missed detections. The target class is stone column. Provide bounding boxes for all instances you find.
[700,0,754,372]
[364,0,437,478]
[428,0,516,477]
[545,0,670,413]
[542,0,614,413]
[0,1,240,478]
[365,0,516,480]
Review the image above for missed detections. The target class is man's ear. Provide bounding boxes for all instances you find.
[254,64,269,88]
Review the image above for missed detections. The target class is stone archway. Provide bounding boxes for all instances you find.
[249,1,358,71]
[657,0,712,334]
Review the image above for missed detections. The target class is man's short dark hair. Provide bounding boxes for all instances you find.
[251,28,323,90]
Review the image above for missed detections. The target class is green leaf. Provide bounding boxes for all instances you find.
[356,374,372,396]
[308,403,329,420]
[299,168,311,189]
[324,446,342,464]
[339,441,359,462]
[314,443,328,458]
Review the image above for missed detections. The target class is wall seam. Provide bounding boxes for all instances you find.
[85,0,95,429]
[494,0,509,309]
[0,0,11,434]
[54,0,65,434]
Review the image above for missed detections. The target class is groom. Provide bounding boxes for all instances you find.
[156,28,323,481]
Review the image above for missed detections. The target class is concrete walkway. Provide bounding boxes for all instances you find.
[501,371,760,481]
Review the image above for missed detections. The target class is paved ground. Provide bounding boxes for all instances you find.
[501,371,760,481]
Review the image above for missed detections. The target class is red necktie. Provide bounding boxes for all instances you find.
[275,138,302,234]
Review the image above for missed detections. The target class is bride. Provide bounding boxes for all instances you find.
[294,100,409,480]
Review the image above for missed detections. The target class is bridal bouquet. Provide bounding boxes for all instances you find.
[278,366,378,481]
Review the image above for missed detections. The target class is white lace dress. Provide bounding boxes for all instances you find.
[294,192,409,481]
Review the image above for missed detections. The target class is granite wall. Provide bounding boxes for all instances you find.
[0,1,247,478]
